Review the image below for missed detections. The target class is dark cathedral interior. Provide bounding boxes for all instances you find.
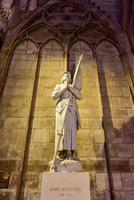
[0,0,134,200]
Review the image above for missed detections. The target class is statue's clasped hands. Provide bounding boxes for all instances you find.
[64,79,73,90]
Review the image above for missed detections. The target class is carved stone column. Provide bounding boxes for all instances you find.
[0,8,9,46]
[0,0,13,46]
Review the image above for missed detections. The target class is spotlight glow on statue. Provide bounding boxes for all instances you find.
[50,55,83,172]
[52,71,82,159]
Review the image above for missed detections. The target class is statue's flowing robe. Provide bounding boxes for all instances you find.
[52,84,81,151]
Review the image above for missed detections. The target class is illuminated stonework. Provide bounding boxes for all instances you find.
[0,1,134,200]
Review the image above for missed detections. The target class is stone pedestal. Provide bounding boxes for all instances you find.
[41,172,90,200]
[49,159,83,172]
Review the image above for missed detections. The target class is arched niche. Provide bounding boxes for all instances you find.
[27,40,64,179]
[28,25,54,43]
[69,41,106,175]
[96,42,134,198]
[96,41,133,129]
[0,39,37,191]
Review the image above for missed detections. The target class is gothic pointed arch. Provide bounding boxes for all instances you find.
[6,0,128,52]
[0,1,134,200]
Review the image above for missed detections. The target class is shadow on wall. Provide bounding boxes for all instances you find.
[111,116,134,157]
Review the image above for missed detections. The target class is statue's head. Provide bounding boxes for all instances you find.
[61,71,71,83]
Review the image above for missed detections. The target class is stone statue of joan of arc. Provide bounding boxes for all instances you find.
[51,71,82,160]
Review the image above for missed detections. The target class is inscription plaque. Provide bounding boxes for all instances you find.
[41,172,90,200]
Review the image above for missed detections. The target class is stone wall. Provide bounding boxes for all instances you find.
[0,40,37,199]
[96,41,134,200]
[24,40,65,199]
[90,0,118,22]
[69,41,109,199]
[0,1,134,200]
